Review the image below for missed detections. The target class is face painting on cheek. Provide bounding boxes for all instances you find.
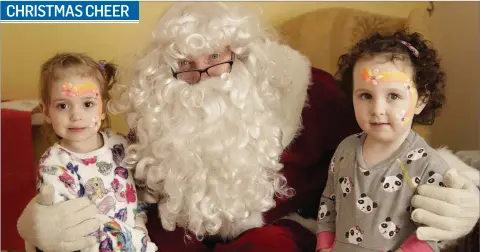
[62,82,103,128]
[91,98,104,129]
[397,82,418,124]
[361,67,417,125]
[90,117,99,128]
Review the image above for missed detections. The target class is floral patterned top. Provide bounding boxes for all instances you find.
[36,129,154,252]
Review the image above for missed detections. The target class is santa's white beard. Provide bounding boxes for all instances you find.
[132,62,291,239]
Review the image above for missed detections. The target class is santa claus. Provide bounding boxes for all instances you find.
[17,2,479,252]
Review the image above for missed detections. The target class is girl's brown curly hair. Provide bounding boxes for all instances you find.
[335,30,446,125]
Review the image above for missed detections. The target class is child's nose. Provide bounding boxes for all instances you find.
[371,99,386,116]
[70,107,83,121]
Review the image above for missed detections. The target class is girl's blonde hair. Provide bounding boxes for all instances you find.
[39,53,118,143]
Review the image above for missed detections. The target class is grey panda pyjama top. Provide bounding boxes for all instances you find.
[316,130,449,252]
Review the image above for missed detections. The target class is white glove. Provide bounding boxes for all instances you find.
[411,168,480,241]
[17,184,101,251]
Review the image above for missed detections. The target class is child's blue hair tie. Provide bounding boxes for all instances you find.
[99,60,106,71]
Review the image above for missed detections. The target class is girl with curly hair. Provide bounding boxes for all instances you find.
[316,31,453,252]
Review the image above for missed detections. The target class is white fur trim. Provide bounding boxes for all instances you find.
[280,213,317,234]
[436,146,480,187]
[256,41,311,147]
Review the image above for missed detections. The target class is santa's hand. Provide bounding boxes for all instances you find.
[17,184,100,252]
[411,169,480,241]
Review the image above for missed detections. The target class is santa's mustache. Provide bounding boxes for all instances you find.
[146,63,261,136]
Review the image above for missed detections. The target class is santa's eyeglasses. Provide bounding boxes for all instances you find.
[172,53,235,84]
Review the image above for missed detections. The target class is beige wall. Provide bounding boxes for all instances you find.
[1,1,427,133]
[427,2,480,150]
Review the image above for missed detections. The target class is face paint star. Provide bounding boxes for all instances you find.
[62,83,78,97]
[396,109,407,123]
[90,117,99,128]
[362,68,384,85]
[403,83,414,93]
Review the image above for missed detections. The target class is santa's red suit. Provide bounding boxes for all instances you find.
[145,67,361,251]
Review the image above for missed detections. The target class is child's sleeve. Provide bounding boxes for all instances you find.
[107,130,152,235]
[101,217,158,252]
[400,156,450,252]
[36,148,83,204]
[134,191,150,234]
[316,148,341,251]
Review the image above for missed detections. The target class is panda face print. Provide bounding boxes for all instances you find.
[406,148,428,164]
[339,177,353,197]
[426,171,445,187]
[356,193,378,214]
[345,226,364,245]
[358,166,370,176]
[381,174,403,192]
[317,201,331,220]
[329,157,335,173]
[329,193,336,201]
[378,217,400,239]
[406,205,414,212]
[411,176,421,187]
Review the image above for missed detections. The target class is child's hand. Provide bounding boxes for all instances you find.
[134,227,151,241]
[17,184,100,252]
[134,226,151,242]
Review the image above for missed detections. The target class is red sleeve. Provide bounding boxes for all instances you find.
[316,231,335,249]
[400,234,434,252]
[264,67,360,223]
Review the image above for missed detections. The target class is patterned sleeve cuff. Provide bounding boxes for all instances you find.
[400,233,434,252]
[316,231,335,250]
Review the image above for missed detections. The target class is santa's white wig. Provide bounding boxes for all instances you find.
[109,2,311,239]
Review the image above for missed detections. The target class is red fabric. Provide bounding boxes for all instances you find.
[146,213,315,252]
[146,67,360,251]
[1,109,37,250]
[214,219,316,252]
[316,231,335,249]
[400,233,434,252]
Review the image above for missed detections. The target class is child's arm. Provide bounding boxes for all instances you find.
[99,216,158,252]
[316,154,339,251]
[398,234,435,252]
[134,199,150,238]
[400,157,451,252]
[109,130,154,242]
[19,147,99,252]
[37,148,83,204]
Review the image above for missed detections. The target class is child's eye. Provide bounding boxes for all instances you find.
[56,103,68,110]
[360,93,372,100]
[388,93,401,100]
[84,101,95,108]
